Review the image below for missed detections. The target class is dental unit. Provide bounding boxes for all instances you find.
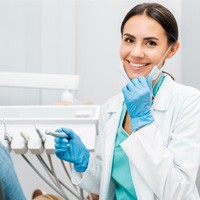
[0,105,100,200]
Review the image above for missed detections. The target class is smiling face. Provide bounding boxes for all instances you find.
[120,14,172,79]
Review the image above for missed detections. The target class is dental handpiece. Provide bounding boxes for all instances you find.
[4,133,13,142]
[34,125,46,142]
[3,119,13,142]
[45,130,69,139]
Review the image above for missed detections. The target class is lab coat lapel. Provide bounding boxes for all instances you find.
[152,76,173,111]
[151,76,174,146]
[104,94,124,164]
[101,94,124,199]
[104,107,122,166]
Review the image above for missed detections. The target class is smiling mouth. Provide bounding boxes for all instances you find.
[129,62,149,67]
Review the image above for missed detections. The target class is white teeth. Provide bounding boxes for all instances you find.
[130,62,146,67]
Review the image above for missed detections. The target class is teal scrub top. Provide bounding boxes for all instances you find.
[111,73,166,200]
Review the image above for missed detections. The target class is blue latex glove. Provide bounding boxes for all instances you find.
[122,75,154,132]
[54,127,90,172]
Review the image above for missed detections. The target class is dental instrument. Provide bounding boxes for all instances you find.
[4,133,13,143]
[45,130,69,139]
[37,154,69,200]
[21,154,68,200]
[46,154,69,200]
[2,119,12,151]
[54,127,90,173]
[3,119,13,142]
[38,154,80,198]
[34,125,46,142]
[20,132,29,144]
[60,160,78,191]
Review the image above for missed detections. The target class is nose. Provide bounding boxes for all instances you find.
[130,45,145,58]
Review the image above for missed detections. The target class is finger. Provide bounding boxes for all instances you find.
[137,76,145,83]
[122,87,132,98]
[126,83,132,92]
[54,143,70,149]
[131,77,141,86]
[54,137,69,144]
[137,76,148,88]
[55,148,66,152]
[126,80,137,92]
[55,128,62,133]
[54,149,67,157]
[61,128,77,139]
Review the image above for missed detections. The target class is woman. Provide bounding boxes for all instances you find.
[54,3,200,200]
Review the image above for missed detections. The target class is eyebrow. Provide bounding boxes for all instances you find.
[123,33,159,41]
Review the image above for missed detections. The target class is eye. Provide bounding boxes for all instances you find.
[124,37,134,44]
[146,40,157,46]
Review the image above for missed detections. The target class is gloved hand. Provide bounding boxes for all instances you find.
[54,127,90,172]
[122,74,154,132]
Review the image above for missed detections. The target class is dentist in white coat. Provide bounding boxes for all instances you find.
[54,3,200,200]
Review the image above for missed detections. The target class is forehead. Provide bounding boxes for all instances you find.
[123,14,167,39]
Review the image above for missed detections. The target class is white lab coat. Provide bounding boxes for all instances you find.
[71,76,200,200]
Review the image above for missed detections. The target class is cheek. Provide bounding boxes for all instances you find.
[145,51,161,65]
[151,54,164,67]
[119,45,124,60]
[119,43,129,60]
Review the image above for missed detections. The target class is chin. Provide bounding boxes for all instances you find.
[129,73,142,79]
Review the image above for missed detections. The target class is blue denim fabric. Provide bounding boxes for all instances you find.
[0,143,26,200]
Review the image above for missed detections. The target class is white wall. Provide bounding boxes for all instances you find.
[181,0,200,90]
[181,0,200,190]
[0,0,76,105]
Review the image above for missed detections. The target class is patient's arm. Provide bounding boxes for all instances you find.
[86,194,99,200]
[0,143,26,200]
[91,194,99,200]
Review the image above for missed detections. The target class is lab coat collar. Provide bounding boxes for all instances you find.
[152,75,174,111]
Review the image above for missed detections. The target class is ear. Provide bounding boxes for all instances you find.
[166,41,180,59]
